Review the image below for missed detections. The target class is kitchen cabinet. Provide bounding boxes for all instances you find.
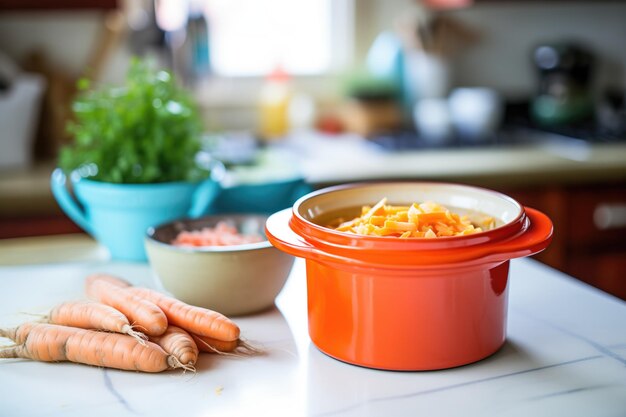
[500,181,626,300]
[0,214,81,239]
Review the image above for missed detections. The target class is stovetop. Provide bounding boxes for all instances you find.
[367,125,625,152]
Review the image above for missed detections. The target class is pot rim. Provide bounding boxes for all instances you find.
[291,181,526,251]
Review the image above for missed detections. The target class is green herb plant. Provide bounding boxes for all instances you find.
[60,59,208,184]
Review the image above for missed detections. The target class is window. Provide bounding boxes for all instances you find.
[209,0,335,76]
[156,0,353,78]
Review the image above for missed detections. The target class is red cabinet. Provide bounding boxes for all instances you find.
[503,181,626,300]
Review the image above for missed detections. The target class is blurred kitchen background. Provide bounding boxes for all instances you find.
[1,0,625,298]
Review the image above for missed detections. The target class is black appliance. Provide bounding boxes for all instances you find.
[531,42,595,126]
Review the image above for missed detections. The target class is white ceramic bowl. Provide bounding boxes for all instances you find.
[145,214,295,316]
[448,87,503,141]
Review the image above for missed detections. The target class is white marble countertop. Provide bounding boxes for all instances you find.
[1,244,625,417]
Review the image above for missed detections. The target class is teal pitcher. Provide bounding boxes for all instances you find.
[50,165,224,262]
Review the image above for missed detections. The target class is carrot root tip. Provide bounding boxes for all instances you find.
[237,339,265,356]
[196,337,264,357]
[19,312,48,321]
[0,327,17,341]
[0,346,20,359]
[122,325,148,345]
[167,355,196,373]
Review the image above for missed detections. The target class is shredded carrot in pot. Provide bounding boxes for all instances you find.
[332,198,495,238]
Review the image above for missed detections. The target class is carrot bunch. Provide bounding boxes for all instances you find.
[0,273,252,373]
[333,198,496,238]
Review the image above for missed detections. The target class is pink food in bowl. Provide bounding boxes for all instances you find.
[172,221,264,247]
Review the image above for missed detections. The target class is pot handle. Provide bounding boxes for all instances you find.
[490,206,553,260]
[50,168,94,235]
[265,208,316,258]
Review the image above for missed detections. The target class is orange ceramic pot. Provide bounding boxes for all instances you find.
[265,182,553,370]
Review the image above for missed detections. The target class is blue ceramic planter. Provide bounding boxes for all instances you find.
[210,178,311,215]
[51,168,222,262]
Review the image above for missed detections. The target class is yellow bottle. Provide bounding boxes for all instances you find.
[259,67,291,141]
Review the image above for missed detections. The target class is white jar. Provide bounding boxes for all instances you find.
[448,87,503,143]
[414,97,453,145]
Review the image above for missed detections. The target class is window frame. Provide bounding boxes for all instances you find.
[195,0,355,107]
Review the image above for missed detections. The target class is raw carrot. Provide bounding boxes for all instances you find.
[85,273,131,288]
[125,287,240,342]
[150,326,198,368]
[85,277,168,336]
[190,333,261,356]
[191,333,239,353]
[0,323,188,372]
[48,300,147,343]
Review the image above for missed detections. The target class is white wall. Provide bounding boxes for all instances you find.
[357,0,626,97]
[1,2,624,108]
[448,2,626,96]
[0,12,101,73]
[0,11,130,84]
